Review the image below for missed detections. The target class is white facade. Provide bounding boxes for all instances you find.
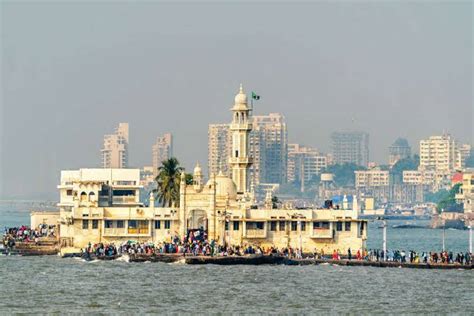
[58,168,141,208]
[419,134,457,174]
[101,123,129,168]
[355,169,389,188]
[229,84,253,194]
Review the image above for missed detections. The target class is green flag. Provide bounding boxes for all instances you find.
[251,91,260,100]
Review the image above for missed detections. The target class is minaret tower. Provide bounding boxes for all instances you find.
[229,84,253,194]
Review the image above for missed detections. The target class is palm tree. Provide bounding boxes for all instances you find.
[154,157,183,207]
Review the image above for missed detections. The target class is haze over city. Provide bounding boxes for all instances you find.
[1,2,472,199]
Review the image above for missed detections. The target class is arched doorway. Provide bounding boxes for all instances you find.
[188,209,208,230]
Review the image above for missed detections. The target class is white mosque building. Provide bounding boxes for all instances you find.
[42,85,367,253]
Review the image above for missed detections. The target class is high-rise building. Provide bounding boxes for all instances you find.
[419,134,457,174]
[331,131,369,167]
[389,138,411,166]
[455,143,471,170]
[287,144,327,187]
[208,124,231,177]
[152,133,173,176]
[251,113,288,185]
[101,123,129,168]
[208,113,287,186]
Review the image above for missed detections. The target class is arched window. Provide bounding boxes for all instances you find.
[80,192,88,202]
[89,192,96,202]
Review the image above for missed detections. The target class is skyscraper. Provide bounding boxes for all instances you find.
[101,123,129,168]
[208,113,288,186]
[389,138,411,166]
[331,131,369,167]
[208,124,231,177]
[152,133,173,176]
[251,113,288,185]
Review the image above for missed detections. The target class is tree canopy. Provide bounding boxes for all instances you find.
[154,157,184,207]
[390,154,420,183]
[435,183,462,213]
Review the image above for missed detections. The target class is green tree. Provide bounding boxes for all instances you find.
[390,154,420,183]
[185,173,194,185]
[436,183,462,213]
[154,157,184,207]
[271,195,279,209]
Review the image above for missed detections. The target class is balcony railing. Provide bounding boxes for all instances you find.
[112,196,137,205]
[310,228,333,239]
[127,228,150,235]
[103,228,127,236]
[245,229,266,238]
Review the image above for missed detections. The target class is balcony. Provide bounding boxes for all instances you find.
[229,123,252,131]
[103,228,127,236]
[229,157,253,165]
[245,229,266,238]
[127,228,150,235]
[112,196,137,205]
[310,228,333,239]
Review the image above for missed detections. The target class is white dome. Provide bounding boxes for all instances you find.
[193,163,202,175]
[206,172,237,199]
[234,83,247,105]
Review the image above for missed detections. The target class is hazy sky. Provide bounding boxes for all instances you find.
[1,1,472,199]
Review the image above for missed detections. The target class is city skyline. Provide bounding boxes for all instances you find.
[2,2,472,199]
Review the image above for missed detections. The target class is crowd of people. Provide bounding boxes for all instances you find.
[2,225,56,250]
[3,225,472,266]
[343,248,472,265]
[78,236,472,266]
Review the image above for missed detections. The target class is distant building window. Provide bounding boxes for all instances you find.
[345,222,351,231]
[233,221,239,231]
[279,221,286,231]
[225,221,229,231]
[301,222,306,231]
[155,220,161,229]
[291,222,298,231]
[128,220,137,229]
[66,190,73,196]
[336,222,343,231]
[92,220,99,229]
[117,220,124,228]
[164,220,171,229]
[82,220,89,230]
[105,220,113,228]
[359,222,364,236]
[246,222,264,230]
[313,222,330,229]
[270,221,277,231]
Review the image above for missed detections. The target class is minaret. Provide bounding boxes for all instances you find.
[229,84,252,194]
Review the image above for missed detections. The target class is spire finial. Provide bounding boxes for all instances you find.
[239,83,243,93]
